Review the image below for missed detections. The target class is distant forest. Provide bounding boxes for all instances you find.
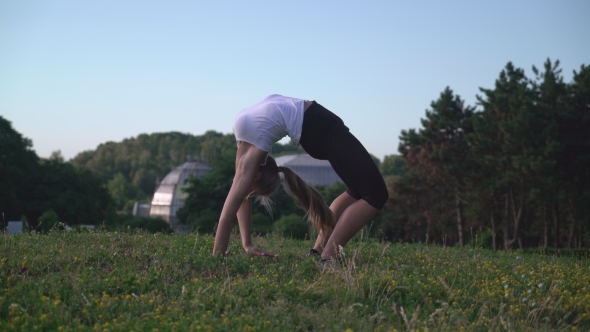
[68,131,309,211]
[389,60,589,250]
[2,59,588,250]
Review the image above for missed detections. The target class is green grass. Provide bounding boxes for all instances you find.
[1,230,589,331]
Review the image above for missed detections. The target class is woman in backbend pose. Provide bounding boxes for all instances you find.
[213,94,388,264]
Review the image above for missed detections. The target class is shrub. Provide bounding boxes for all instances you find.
[122,216,173,234]
[252,213,273,235]
[467,229,495,249]
[38,210,60,233]
[274,214,308,240]
[185,210,218,233]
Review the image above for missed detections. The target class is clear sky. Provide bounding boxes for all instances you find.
[1,0,588,161]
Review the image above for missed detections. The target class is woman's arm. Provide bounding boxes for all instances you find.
[237,196,276,256]
[212,142,268,255]
[237,196,254,250]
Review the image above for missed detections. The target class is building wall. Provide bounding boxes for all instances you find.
[275,154,342,186]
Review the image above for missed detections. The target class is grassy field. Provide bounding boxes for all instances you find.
[1,229,589,331]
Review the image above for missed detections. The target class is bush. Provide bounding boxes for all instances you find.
[274,214,308,240]
[518,247,590,259]
[252,213,273,235]
[38,210,60,233]
[467,229,495,249]
[121,216,173,234]
[185,210,218,233]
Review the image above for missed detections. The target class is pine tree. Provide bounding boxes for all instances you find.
[399,87,474,246]
[475,62,535,249]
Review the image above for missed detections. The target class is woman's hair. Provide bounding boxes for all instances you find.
[253,155,336,234]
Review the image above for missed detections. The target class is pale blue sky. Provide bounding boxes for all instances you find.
[1,0,589,161]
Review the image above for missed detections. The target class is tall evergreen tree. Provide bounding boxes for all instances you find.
[562,64,590,248]
[475,62,536,249]
[399,87,474,246]
[530,59,567,248]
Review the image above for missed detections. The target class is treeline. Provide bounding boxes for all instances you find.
[70,131,304,211]
[3,59,587,250]
[175,150,403,239]
[380,60,589,249]
[176,59,589,250]
[175,151,358,239]
[0,120,306,232]
[0,117,111,229]
[1,116,176,233]
[0,121,218,232]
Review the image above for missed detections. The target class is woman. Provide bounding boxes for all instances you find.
[213,94,388,264]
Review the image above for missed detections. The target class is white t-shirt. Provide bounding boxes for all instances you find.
[233,94,306,152]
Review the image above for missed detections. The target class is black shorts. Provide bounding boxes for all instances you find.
[299,102,388,210]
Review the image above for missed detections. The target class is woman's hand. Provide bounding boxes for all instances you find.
[244,245,276,257]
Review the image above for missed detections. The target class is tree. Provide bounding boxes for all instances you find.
[70,130,313,215]
[315,181,347,207]
[560,64,590,248]
[0,116,39,222]
[25,160,112,227]
[176,153,235,232]
[107,173,146,210]
[383,60,589,250]
[474,62,536,249]
[70,131,230,195]
[528,59,568,248]
[399,87,475,246]
[38,210,60,233]
[49,150,65,163]
[380,155,406,177]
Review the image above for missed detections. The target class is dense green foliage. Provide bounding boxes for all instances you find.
[0,116,315,233]
[37,210,61,233]
[3,59,588,252]
[69,130,305,211]
[0,116,39,221]
[176,153,235,233]
[2,231,589,331]
[177,156,350,234]
[116,215,173,234]
[385,60,590,249]
[379,155,406,177]
[273,214,310,240]
[0,118,168,234]
[0,117,112,229]
[69,131,236,210]
[25,160,112,228]
[172,61,589,251]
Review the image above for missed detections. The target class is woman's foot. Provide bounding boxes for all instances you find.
[307,248,321,257]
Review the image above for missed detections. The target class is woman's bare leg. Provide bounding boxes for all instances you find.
[312,192,358,253]
[321,199,379,260]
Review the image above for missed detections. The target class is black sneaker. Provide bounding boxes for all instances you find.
[308,248,321,257]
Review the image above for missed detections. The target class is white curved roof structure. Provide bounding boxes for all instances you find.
[274,154,342,186]
[149,161,212,232]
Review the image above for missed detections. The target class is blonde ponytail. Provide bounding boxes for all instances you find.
[254,156,336,234]
[279,167,336,235]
